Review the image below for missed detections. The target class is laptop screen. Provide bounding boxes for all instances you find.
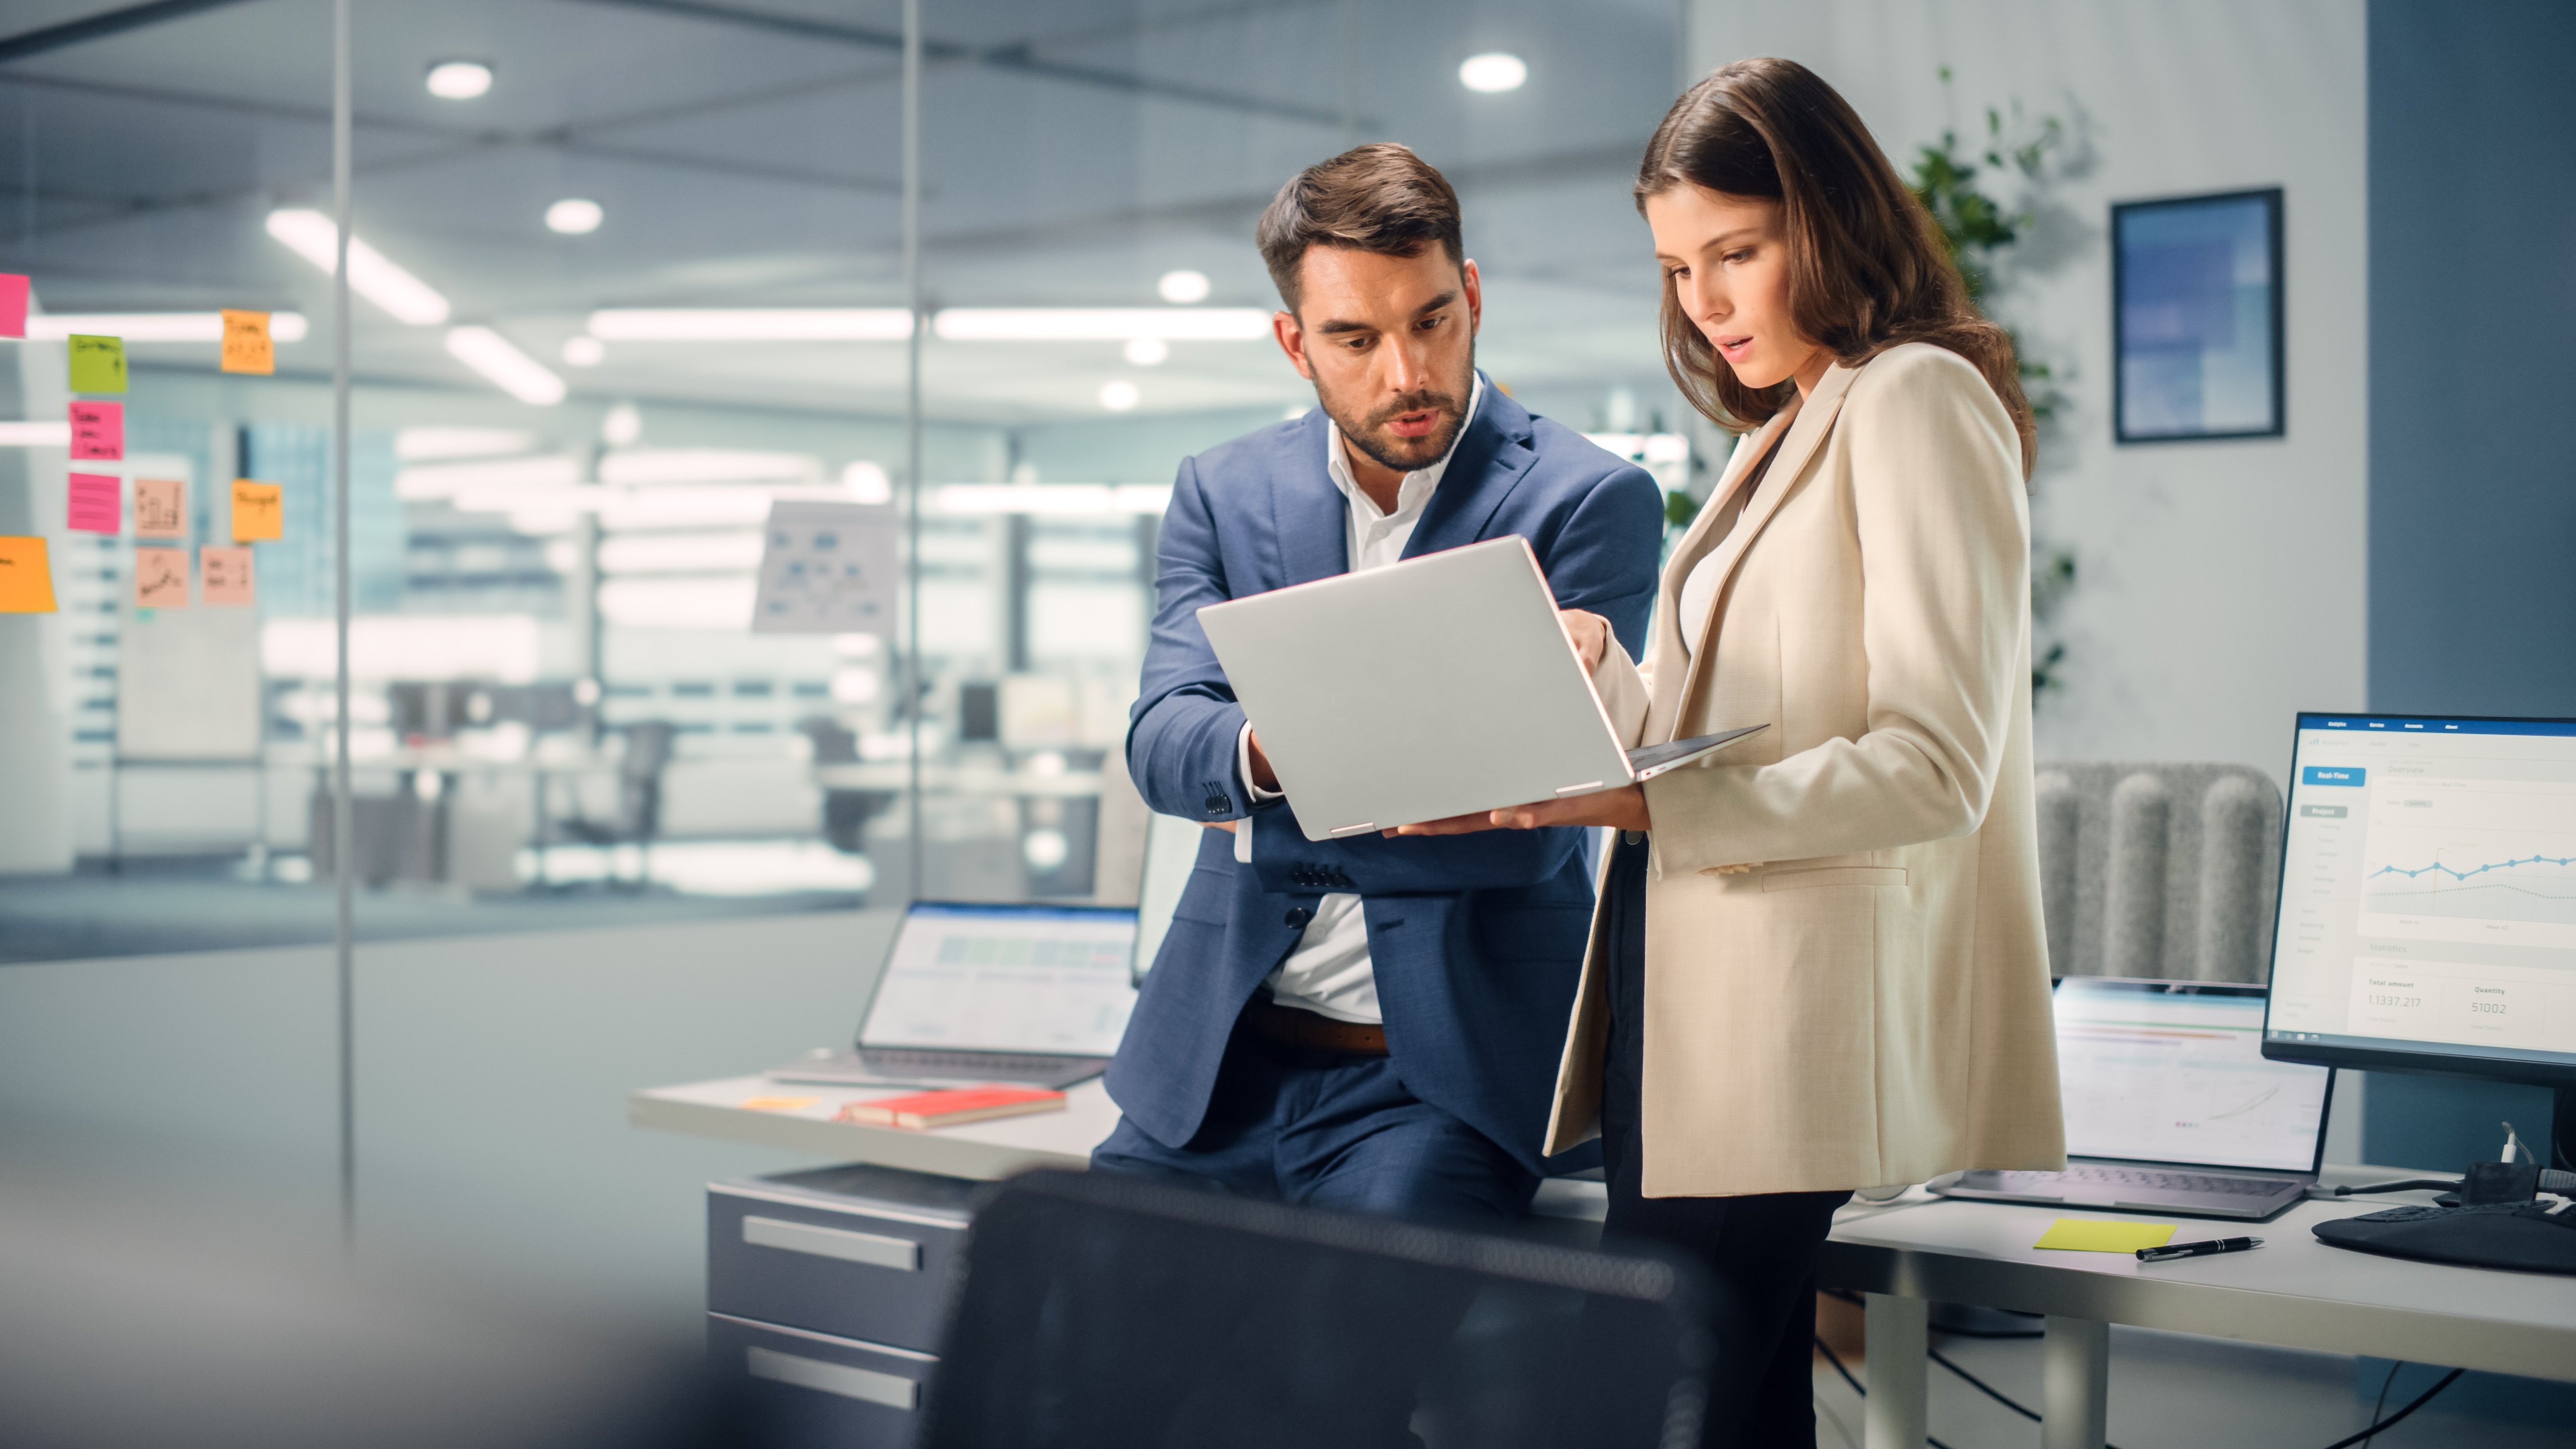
[859,902,1139,1056]
[2056,978,2330,1173]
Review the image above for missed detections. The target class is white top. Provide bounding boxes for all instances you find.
[1675,430,1772,658]
[1233,376,1487,1023]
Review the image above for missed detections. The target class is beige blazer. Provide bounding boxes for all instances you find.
[1543,342,2066,1197]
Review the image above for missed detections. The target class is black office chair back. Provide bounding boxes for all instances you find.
[921,1169,1709,1449]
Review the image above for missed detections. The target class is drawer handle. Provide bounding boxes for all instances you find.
[746,1346,917,1411]
[743,1216,921,1271]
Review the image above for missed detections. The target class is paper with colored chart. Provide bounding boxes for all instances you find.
[221,309,274,375]
[68,335,127,394]
[67,473,120,534]
[134,478,186,539]
[751,499,900,634]
[0,536,56,613]
[2033,1219,2177,1254]
[133,547,189,610]
[200,546,255,606]
[69,401,123,461]
[0,274,25,339]
[230,479,282,541]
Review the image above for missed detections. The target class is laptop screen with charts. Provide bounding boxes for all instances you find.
[857,902,1139,1058]
[2057,977,2331,1174]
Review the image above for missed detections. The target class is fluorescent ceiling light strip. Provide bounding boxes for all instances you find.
[395,426,538,461]
[395,453,584,501]
[265,209,451,326]
[598,448,819,485]
[587,308,914,341]
[931,308,1273,342]
[27,312,311,343]
[936,484,1173,515]
[445,326,568,406]
[0,421,72,447]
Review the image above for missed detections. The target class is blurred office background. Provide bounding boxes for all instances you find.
[3,0,2574,1440]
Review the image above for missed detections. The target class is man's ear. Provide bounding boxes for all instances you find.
[1272,308,1314,381]
[1462,258,1482,337]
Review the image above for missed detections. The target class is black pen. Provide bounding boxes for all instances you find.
[2137,1237,2263,1262]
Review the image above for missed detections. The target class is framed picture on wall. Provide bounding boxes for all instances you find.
[2112,188,2284,442]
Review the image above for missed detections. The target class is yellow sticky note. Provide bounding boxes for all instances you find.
[221,309,275,374]
[231,479,282,541]
[68,334,127,394]
[2033,1218,2177,1254]
[0,536,58,613]
[740,1095,818,1113]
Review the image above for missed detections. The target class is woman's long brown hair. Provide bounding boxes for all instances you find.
[1639,58,2036,476]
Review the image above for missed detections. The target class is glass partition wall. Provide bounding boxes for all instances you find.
[0,0,1697,961]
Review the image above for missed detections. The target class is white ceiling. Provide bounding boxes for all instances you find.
[0,0,1683,424]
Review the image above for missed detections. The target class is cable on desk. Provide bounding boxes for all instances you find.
[1809,1334,1958,1449]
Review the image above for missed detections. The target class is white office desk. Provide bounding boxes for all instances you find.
[635,1082,2576,1448]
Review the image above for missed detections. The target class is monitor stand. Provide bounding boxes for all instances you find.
[2311,1085,2576,1275]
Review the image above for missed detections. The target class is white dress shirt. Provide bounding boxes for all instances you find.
[1233,376,1487,1023]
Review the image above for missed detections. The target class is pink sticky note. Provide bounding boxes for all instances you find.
[69,400,123,461]
[200,546,255,607]
[0,274,26,339]
[133,546,189,610]
[67,473,120,534]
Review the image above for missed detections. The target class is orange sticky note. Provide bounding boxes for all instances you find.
[0,536,57,613]
[201,546,255,606]
[221,309,275,374]
[68,473,120,534]
[133,546,189,609]
[230,479,282,541]
[69,400,123,461]
[739,1095,819,1113]
[134,478,187,539]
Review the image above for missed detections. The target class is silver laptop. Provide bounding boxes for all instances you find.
[1195,536,1765,842]
[769,901,1139,1091]
[1930,977,2334,1221]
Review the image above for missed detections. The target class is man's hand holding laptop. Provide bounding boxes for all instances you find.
[1391,606,1651,838]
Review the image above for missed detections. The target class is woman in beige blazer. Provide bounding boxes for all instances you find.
[1405,59,2064,1446]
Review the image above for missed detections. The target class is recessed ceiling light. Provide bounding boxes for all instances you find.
[1099,380,1141,412]
[1459,53,1527,93]
[425,60,493,100]
[1157,269,1211,304]
[601,403,642,446]
[545,198,603,235]
[1122,337,1169,366]
[561,335,605,367]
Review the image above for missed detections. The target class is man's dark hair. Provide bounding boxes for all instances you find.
[1256,143,1464,312]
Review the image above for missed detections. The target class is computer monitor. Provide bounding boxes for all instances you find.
[2261,712,2576,1092]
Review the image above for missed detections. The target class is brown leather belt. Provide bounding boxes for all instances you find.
[1242,995,1388,1057]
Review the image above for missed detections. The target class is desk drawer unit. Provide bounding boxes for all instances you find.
[708,1163,977,1349]
[711,1312,937,1449]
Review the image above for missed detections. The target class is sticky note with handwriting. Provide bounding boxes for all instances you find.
[0,536,57,613]
[133,546,190,610]
[230,479,282,541]
[69,335,127,394]
[69,401,123,461]
[221,309,275,375]
[68,472,120,534]
[134,478,186,539]
[200,546,255,606]
[0,274,25,339]
[2032,1218,2177,1254]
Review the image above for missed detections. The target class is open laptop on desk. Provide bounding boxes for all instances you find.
[770,901,1138,1092]
[1930,977,2335,1221]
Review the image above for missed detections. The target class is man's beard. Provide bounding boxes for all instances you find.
[1314,354,1475,475]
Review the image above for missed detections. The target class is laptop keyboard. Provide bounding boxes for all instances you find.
[2005,1165,2294,1198]
[863,1049,1083,1078]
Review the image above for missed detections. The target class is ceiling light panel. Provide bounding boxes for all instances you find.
[935,308,1271,341]
[426,60,493,100]
[445,326,567,406]
[28,312,309,343]
[587,309,914,341]
[266,209,451,325]
[545,198,604,235]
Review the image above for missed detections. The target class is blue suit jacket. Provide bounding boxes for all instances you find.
[1107,378,1663,1172]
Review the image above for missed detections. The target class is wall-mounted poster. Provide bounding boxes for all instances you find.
[2112,188,2284,443]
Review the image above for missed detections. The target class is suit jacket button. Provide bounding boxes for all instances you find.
[1204,794,1230,816]
[1285,907,1312,927]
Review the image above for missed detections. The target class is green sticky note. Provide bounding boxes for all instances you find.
[69,335,127,394]
[2033,1218,2177,1253]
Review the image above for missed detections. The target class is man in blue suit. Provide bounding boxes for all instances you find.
[1096,144,1663,1225]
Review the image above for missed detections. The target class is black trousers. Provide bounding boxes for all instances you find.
[1598,835,1849,1449]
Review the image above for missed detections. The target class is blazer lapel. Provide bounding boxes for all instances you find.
[1402,374,1534,560]
[1272,410,1350,587]
[1657,363,1860,740]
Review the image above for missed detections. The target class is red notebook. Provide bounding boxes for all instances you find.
[837,1085,1067,1131]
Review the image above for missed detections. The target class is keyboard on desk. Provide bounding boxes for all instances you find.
[2001,1166,2293,1198]
[1934,1160,2309,1220]
[766,1046,1109,1091]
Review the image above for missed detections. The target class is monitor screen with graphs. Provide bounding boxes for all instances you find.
[2264,713,2576,1085]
